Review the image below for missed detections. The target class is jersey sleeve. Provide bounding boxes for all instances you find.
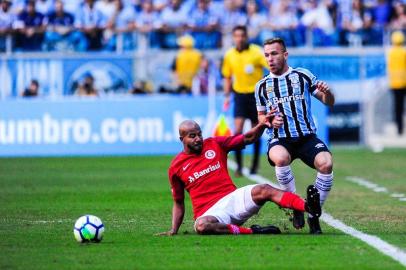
[168,166,185,202]
[221,51,232,78]
[255,79,267,113]
[214,134,245,152]
[297,67,318,96]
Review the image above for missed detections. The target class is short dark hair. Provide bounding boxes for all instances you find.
[31,79,39,87]
[263,37,287,52]
[232,25,247,34]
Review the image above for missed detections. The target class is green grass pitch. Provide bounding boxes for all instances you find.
[1,148,406,269]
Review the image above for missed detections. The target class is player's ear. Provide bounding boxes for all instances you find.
[179,136,183,142]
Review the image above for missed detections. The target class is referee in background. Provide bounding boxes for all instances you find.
[222,25,269,176]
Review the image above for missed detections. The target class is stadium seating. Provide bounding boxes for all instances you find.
[0,0,404,52]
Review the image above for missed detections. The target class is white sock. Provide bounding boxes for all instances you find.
[275,165,296,193]
[314,171,334,206]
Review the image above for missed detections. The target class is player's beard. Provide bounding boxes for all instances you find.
[188,142,202,154]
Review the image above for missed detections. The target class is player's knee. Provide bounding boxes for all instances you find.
[253,184,279,202]
[269,155,290,167]
[268,150,290,166]
[195,220,210,235]
[316,157,333,174]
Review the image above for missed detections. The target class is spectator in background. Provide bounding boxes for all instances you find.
[340,0,365,46]
[157,0,188,48]
[171,35,202,94]
[187,0,221,49]
[14,0,46,51]
[370,0,391,28]
[10,0,26,15]
[129,80,153,94]
[22,79,40,97]
[104,0,136,51]
[95,0,116,19]
[362,0,391,45]
[386,31,406,136]
[262,0,300,47]
[219,0,247,34]
[135,0,161,48]
[61,0,82,15]
[390,1,406,31]
[152,0,168,12]
[136,0,161,48]
[192,55,211,95]
[43,0,76,51]
[245,0,266,45]
[36,0,55,16]
[0,0,14,52]
[74,0,106,51]
[75,73,99,96]
[300,0,335,46]
[220,0,247,48]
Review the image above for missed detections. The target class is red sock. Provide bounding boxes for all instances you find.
[279,192,305,212]
[227,224,253,235]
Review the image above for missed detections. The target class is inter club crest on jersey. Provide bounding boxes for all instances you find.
[205,150,216,159]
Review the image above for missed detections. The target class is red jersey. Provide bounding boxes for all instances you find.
[168,135,245,219]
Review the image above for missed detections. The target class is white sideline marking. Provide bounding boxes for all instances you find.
[346,176,406,202]
[228,160,406,267]
[321,213,406,267]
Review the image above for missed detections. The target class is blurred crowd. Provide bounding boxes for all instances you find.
[0,0,406,52]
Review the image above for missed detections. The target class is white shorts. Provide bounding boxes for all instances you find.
[194,184,261,229]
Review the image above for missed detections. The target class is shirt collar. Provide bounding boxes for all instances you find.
[268,66,292,78]
[235,43,250,53]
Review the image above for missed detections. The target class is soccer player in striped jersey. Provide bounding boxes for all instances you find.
[254,37,335,234]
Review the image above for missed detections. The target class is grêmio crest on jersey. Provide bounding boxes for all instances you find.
[288,73,300,90]
[266,83,273,94]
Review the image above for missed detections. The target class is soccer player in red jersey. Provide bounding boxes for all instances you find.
[159,114,321,235]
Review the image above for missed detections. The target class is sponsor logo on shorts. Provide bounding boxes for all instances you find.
[205,150,216,159]
[270,138,279,144]
[315,143,325,149]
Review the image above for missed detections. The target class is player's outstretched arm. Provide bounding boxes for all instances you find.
[156,199,185,236]
[244,110,275,145]
[315,81,335,107]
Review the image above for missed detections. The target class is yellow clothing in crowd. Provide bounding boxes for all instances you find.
[222,44,268,94]
[387,31,406,90]
[387,46,406,89]
[174,49,202,89]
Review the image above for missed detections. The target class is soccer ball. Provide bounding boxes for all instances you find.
[73,215,104,243]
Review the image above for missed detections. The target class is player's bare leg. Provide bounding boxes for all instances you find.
[268,147,304,229]
[233,117,245,177]
[251,184,321,218]
[195,215,280,235]
[195,216,230,234]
